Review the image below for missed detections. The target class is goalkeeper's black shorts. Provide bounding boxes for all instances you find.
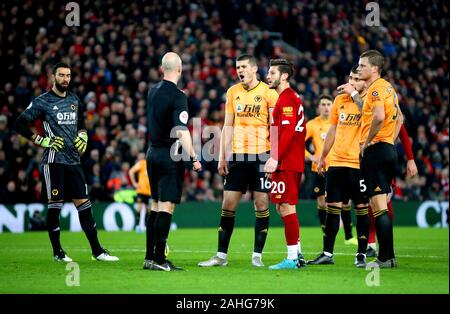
[41,163,88,201]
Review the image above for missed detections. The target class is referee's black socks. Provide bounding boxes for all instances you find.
[47,202,63,255]
[76,200,103,256]
[374,209,394,261]
[323,205,341,254]
[355,206,370,254]
[254,209,269,253]
[145,210,158,261]
[154,211,172,265]
[218,209,235,254]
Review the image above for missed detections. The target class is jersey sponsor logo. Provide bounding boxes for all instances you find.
[236,104,261,117]
[57,112,77,125]
[179,111,189,124]
[338,113,362,126]
[282,106,294,117]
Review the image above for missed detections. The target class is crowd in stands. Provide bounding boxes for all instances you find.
[0,0,448,204]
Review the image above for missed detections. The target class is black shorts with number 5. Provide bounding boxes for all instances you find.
[325,166,368,205]
[360,142,397,198]
[41,163,89,201]
[224,153,269,194]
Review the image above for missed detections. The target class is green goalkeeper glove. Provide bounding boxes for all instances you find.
[74,131,88,154]
[34,135,64,151]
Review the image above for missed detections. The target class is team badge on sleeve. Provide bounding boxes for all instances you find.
[179,111,189,124]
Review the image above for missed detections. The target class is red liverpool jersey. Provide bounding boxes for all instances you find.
[270,87,306,172]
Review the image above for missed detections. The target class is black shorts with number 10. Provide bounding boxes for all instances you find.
[325,166,368,205]
[224,153,269,193]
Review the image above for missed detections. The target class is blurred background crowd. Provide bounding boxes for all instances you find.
[0,0,448,204]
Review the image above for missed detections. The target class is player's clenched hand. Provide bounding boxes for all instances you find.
[317,157,326,176]
[263,157,278,173]
[337,83,356,95]
[218,160,228,176]
[192,160,202,172]
[406,159,418,178]
[74,131,88,154]
[34,135,64,151]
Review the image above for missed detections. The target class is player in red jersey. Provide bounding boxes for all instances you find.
[264,59,306,270]
[366,124,418,256]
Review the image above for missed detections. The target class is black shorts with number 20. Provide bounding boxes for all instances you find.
[224,153,269,194]
[41,163,89,201]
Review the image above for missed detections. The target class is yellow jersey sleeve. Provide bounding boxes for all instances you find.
[225,87,234,114]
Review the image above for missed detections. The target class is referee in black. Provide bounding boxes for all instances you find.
[13,62,118,262]
[143,52,201,271]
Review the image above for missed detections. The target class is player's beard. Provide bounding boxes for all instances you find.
[55,82,69,92]
[269,79,280,89]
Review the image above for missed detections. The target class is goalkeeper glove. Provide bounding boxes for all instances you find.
[34,135,64,151]
[74,131,88,154]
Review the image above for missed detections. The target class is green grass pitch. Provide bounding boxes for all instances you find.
[0,227,448,294]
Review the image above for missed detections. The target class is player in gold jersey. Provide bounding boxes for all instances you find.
[357,50,403,268]
[305,95,358,245]
[308,67,370,267]
[198,55,279,268]
[129,152,151,233]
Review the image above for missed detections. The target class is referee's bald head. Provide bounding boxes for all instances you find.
[161,52,182,74]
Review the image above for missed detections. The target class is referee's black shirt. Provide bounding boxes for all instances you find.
[146,80,189,148]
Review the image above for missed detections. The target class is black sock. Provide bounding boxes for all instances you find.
[341,204,353,240]
[323,205,341,254]
[317,205,327,234]
[218,209,235,254]
[77,200,103,256]
[154,211,172,264]
[355,206,369,254]
[374,210,394,261]
[254,209,269,253]
[47,202,63,255]
[145,210,158,260]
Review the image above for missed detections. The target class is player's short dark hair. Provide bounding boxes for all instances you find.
[319,94,332,102]
[360,50,384,73]
[351,65,359,74]
[52,62,71,75]
[236,54,257,66]
[269,58,294,80]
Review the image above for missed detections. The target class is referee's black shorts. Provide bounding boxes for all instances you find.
[224,153,269,194]
[360,142,397,198]
[41,163,89,201]
[146,146,185,204]
[325,166,368,205]
[312,171,326,197]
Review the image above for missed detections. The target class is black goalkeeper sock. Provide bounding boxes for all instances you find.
[323,205,341,254]
[317,205,327,234]
[355,206,370,254]
[145,210,158,260]
[47,202,63,255]
[218,209,235,254]
[254,209,269,253]
[154,211,172,264]
[341,204,354,240]
[374,210,394,261]
[77,200,103,256]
